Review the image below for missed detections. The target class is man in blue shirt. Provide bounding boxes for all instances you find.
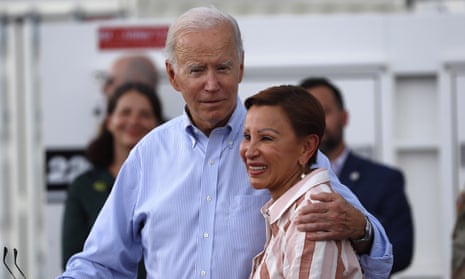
[59,6,393,279]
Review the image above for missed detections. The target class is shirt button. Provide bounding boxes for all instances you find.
[203,232,209,238]
[206,195,212,201]
[209,159,214,165]
[200,270,206,276]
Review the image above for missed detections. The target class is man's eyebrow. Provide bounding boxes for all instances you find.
[186,62,204,67]
[219,60,233,67]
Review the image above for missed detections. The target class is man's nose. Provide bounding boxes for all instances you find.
[204,71,220,91]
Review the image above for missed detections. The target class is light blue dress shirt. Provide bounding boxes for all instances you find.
[59,98,392,279]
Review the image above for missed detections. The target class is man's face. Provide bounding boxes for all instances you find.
[102,60,126,98]
[166,22,244,136]
[307,85,347,154]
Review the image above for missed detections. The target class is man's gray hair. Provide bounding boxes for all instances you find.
[164,6,244,68]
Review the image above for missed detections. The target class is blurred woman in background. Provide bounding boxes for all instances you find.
[61,82,164,279]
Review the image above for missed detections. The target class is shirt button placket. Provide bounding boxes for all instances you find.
[198,131,222,279]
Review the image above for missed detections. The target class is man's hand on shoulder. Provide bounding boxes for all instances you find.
[295,191,372,254]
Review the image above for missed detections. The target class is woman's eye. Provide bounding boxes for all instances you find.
[140,111,154,119]
[116,108,131,116]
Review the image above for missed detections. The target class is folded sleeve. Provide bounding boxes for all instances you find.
[314,151,393,278]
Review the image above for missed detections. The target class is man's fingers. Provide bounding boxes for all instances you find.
[296,223,347,241]
[309,191,335,202]
[297,201,327,215]
[295,190,365,241]
[296,221,327,233]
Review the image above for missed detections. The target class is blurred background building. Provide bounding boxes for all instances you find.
[1,0,465,20]
[1,0,465,278]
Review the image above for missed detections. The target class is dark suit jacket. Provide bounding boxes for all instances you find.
[339,151,414,274]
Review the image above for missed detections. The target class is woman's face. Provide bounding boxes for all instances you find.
[107,89,159,149]
[240,105,312,200]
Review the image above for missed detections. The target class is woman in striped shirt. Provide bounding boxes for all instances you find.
[240,85,364,279]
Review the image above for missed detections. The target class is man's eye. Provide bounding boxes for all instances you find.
[243,133,251,140]
[190,67,204,74]
[262,136,273,141]
[217,65,231,72]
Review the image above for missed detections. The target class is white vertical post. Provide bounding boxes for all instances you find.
[4,19,21,277]
[439,63,463,279]
[379,68,395,164]
[23,15,46,279]
[0,15,7,279]
[2,16,45,279]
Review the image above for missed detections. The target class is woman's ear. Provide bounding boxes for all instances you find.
[299,134,319,166]
[103,115,111,131]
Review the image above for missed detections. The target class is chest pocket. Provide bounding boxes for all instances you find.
[229,194,269,253]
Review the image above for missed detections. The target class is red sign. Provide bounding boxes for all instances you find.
[98,26,169,50]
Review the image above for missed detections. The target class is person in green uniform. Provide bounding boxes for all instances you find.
[453,190,465,279]
[61,82,164,278]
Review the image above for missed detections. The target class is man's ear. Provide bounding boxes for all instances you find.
[237,51,245,83]
[342,110,349,127]
[165,61,180,92]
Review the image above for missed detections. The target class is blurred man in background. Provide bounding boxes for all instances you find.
[299,77,414,275]
[102,54,160,98]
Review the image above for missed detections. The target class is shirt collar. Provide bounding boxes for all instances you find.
[182,97,245,148]
[263,169,330,224]
[331,147,349,177]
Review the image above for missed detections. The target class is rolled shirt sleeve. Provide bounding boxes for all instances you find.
[314,150,393,278]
